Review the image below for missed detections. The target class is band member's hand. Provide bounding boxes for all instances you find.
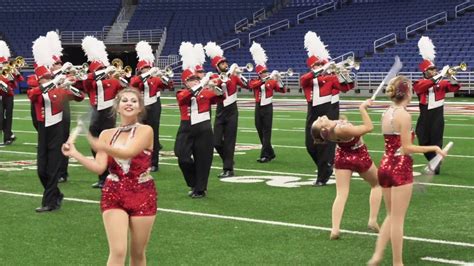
[435,146,447,158]
[61,142,77,157]
[359,99,373,110]
[440,65,450,77]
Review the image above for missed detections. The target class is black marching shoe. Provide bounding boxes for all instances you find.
[91,181,104,189]
[150,165,159,172]
[58,176,68,183]
[257,157,271,163]
[313,180,327,187]
[190,191,206,199]
[218,170,234,178]
[57,193,64,207]
[35,205,59,213]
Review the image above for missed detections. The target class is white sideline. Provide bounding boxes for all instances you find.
[421,257,474,265]
[1,150,473,190]
[0,189,474,248]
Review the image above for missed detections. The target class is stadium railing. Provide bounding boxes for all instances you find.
[405,11,447,39]
[248,19,290,43]
[373,33,397,54]
[296,1,336,24]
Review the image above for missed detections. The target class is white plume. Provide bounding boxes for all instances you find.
[0,40,11,59]
[194,43,206,66]
[304,31,330,60]
[249,42,268,66]
[418,36,436,61]
[32,36,55,67]
[46,31,63,58]
[136,41,155,63]
[81,36,110,66]
[179,42,196,70]
[204,42,223,59]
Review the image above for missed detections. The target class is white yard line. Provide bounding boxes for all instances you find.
[0,189,473,248]
[421,257,474,265]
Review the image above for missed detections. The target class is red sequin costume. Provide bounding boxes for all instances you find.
[101,125,157,216]
[378,107,414,188]
[333,121,373,173]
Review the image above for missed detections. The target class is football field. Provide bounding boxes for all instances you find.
[1,95,473,265]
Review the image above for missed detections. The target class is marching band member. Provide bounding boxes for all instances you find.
[0,40,23,145]
[174,42,224,198]
[248,42,286,163]
[204,42,247,178]
[414,36,461,175]
[368,76,447,266]
[300,31,343,186]
[82,36,125,188]
[62,88,156,265]
[130,41,173,172]
[310,99,381,240]
[47,31,76,183]
[28,36,84,212]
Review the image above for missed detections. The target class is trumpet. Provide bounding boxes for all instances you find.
[8,56,27,69]
[155,66,174,78]
[1,65,13,78]
[234,63,254,74]
[111,58,132,78]
[327,56,360,74]
[275,68,294,78]
[69,63,89,80]
[448,62,467,76]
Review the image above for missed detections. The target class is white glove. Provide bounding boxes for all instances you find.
[229,63,238,74]
[60,62,73,72]
[270,70,279,79]
[200,72,212,86]
[52,74,66,86]
[440,65,450,77]
[105,66,116,74]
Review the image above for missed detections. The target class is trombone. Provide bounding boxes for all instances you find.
[448,62,467,76]
[111,58,132,78]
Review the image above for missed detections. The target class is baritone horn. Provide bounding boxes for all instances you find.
[1,65,13,78]
[10,56,26,68]
[111,58,132,78]
[448,62,467,76]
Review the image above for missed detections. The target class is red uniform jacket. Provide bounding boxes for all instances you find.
[83,73,123,110]
[27,86,84,127]
[331,81,354,104]
[211,74,246,107]
[130,76,173,106]
[0,73,23,97]
[176,88,224,125]
[413,78,461,110]
[300,72,342,106]
[248,78,286,106]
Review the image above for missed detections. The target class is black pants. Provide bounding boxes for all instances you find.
[174,121,214,192]
[37,122,63,208]
[89,106,116,182]
[305,102,335,182]
[30,102,38,131]
[416,105,444,163]
[214,102,238,171]
[255,103,275,159]
[58,101,70,179]
[143,99,162,167]
[0,95,14,142]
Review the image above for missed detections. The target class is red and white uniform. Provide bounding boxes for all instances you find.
[0,73,23,97]
[176,88,223,125]
[331,81,354,104]
[27,86,84,127]
[211,74,245,107]
[248,78,286,105]
[83,74,123,110]
[300,73,340,106]
[413,79,460,110]
[130,76,172,106]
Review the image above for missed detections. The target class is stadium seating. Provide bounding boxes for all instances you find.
[223,0,468,74]
[0,0,121,57]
